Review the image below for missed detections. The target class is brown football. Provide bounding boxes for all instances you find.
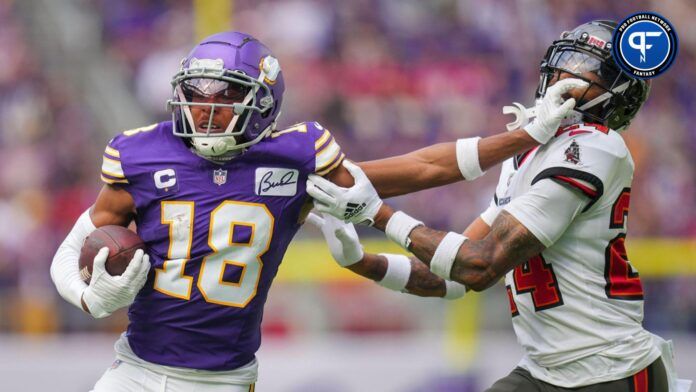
[78,225,146,283]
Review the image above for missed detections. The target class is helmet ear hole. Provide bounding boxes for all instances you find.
[261,91,277,119]
[233,109,252,136]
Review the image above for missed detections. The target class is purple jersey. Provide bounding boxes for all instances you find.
[100,121,344,370]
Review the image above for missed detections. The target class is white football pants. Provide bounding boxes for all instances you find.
[91,360,255,392]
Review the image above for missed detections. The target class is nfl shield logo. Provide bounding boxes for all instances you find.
[213,169,227,186]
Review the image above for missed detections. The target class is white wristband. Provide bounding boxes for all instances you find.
[456,137,484,180]
[444,280,467,300]
[377,253,411,291]
[480,205,501,227]
[385,211,423,250]
[430,232,467,279]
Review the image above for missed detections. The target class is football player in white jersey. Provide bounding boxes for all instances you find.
[307,20,691,391]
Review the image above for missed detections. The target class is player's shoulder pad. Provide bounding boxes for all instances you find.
[270,121,327,142]
[310,122,345,176]
[101,122,164,185]
[271,121,344,176]
[532,124,629,210]
[553,124,628,159]
[108,122,164,151]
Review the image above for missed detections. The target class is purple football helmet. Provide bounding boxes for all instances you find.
[168,31,285,156]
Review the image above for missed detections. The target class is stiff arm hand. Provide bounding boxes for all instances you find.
[523,78,588,143]
[306,212,364,267]
[309,160,383,226]
[319,78,587,218]
[306,211,466,299]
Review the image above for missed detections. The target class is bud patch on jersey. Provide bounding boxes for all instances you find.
[255,168,298,196]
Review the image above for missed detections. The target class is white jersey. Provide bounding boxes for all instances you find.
[489,123,661,387]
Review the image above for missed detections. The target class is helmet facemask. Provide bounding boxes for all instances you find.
[168,58,276,158]
[537,26,650,132]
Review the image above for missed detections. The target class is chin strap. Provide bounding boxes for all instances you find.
[192,135,238,156]
[190,146,244,163]
[190,120,276,160]
[576,81,630,111]
[559,111,584,127]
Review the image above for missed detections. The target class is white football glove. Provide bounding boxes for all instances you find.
[81,247,151,318]
[306,212,364,267]
[307,160,383,226]
[523,78,589,144]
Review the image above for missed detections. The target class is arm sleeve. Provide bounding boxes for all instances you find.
[480,198,500,226]
[50,209,95,310]
[503,179,587,247]
[528,132,626,211]
[479,157,515,226]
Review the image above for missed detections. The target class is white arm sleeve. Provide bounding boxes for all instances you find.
[481,158,514,227]
[50,209,95,310]
[479,198,500,227]
[503,179,587,247]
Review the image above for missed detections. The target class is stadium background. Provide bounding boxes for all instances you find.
[0,0,693,390]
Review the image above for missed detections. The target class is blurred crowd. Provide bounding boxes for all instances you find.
[97,0,696,235]
[0,0,694,333]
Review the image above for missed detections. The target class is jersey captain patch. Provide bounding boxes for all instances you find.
[153,169,179,195]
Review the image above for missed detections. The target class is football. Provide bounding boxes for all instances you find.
[78,225,146,283]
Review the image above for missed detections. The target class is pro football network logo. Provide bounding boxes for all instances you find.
[612,12,678,79]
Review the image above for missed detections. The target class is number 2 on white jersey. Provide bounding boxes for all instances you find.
[154,201,274,307]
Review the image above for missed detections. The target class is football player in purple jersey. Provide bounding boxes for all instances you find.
[51,31,578,391]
